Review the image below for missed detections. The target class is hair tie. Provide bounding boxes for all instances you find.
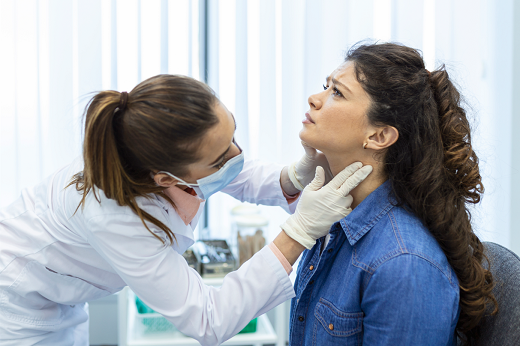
[119,91,129,113]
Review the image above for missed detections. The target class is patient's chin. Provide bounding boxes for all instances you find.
[299,128,322,151]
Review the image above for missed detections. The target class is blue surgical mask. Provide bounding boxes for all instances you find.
[158,151,244,200]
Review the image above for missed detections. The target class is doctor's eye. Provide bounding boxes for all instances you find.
[214,155,227,169]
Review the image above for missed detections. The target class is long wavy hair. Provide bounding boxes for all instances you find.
[69,75,219,244]
[346,42,497,344]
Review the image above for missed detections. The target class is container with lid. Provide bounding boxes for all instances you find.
[230,204,269,268]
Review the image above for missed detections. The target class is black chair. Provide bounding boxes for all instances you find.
[470,242,520,346]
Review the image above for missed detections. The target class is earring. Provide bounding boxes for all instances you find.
[363,143,367,149]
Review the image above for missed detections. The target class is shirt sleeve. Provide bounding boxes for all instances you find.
[220,156,298,214]
[84,213,295,346]
[361,254,460,346]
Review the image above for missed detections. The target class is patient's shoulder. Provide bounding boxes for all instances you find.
[354,205,454,280]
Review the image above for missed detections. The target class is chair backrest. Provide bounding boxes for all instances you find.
[472,241,520,346]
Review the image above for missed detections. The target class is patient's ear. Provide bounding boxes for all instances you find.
[365,126,399,150]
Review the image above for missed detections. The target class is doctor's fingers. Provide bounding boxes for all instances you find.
[305,166,326,192]
[336,195,354,209]
[301,141,318,157]
[338,165,373,196]
[325,195,354,216]
[327,162,363,190]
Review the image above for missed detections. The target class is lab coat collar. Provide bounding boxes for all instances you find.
[163,185,204,226]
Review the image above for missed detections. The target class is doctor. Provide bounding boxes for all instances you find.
[0,74,371,345]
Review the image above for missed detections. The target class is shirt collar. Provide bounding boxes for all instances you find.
[340,180,396,246]
[163,186,204,226]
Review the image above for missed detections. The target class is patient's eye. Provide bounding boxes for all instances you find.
[323,84,342,98]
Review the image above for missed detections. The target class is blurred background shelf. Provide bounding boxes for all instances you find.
[123,313,275,346]
[117,276,288,346]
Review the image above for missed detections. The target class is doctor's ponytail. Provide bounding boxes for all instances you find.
[70,75,219,244]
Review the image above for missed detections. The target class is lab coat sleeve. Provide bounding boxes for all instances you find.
[220,156,299,214]
[84,214,295,346]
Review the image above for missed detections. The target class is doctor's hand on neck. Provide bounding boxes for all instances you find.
[276,161,372,262]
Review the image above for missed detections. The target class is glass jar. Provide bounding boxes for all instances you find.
[230,204,269,268]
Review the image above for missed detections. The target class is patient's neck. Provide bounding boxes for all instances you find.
[327,154,385,209]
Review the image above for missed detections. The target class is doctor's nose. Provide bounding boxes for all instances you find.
[308,93,322,110]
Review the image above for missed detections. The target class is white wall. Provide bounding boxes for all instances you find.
[510,0,520,256]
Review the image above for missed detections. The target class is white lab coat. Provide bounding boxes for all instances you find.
[0,156,296,346]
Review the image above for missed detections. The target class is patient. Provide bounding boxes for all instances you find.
[289,42,497,345]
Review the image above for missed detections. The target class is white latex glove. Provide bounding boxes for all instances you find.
[288,141,333,191]
[281,162,373,249]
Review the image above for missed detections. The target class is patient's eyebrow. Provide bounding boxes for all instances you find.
[326,75,352,94]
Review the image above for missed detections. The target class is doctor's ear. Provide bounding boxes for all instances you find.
[364,126,399,151]
[153,173,178,188]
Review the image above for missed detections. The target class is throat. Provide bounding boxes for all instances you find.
[327,155,384,209]
[349,176,384,209]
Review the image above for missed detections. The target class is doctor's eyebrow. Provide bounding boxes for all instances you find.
[326,76,352,94]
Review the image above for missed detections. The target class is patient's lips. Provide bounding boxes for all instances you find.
[303,112,315,124]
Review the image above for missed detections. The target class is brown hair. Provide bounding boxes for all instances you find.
[346,42,497,343]
[69,74,219,244]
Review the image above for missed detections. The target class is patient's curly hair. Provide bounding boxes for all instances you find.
[346,42,497,344]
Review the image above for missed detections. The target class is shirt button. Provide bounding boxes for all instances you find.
[298,316,305,322]
[329,323,334,330]
[309,265,314,271]
[327,248,333,253]
[309,280,314,284]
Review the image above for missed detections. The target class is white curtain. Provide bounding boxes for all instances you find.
[0,0,516,252]
[205,0,516,252]
[0,0,199,204]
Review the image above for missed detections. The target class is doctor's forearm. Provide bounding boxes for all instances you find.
[273,230,305,265]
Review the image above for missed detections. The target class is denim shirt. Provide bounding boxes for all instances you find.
[289,181,460,346]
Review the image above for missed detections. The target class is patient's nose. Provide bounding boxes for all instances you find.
[308,93,322,110]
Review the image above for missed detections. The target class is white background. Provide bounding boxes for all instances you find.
[0,0,518,254]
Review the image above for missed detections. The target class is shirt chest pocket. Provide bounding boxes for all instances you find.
[313,298,363,345]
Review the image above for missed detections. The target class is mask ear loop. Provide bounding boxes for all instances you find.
[156,171,200,187]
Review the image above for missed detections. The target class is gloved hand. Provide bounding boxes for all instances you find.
[281,162,372,249]
[288,141,333,191]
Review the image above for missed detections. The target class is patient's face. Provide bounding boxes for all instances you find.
[300,61,371,156]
